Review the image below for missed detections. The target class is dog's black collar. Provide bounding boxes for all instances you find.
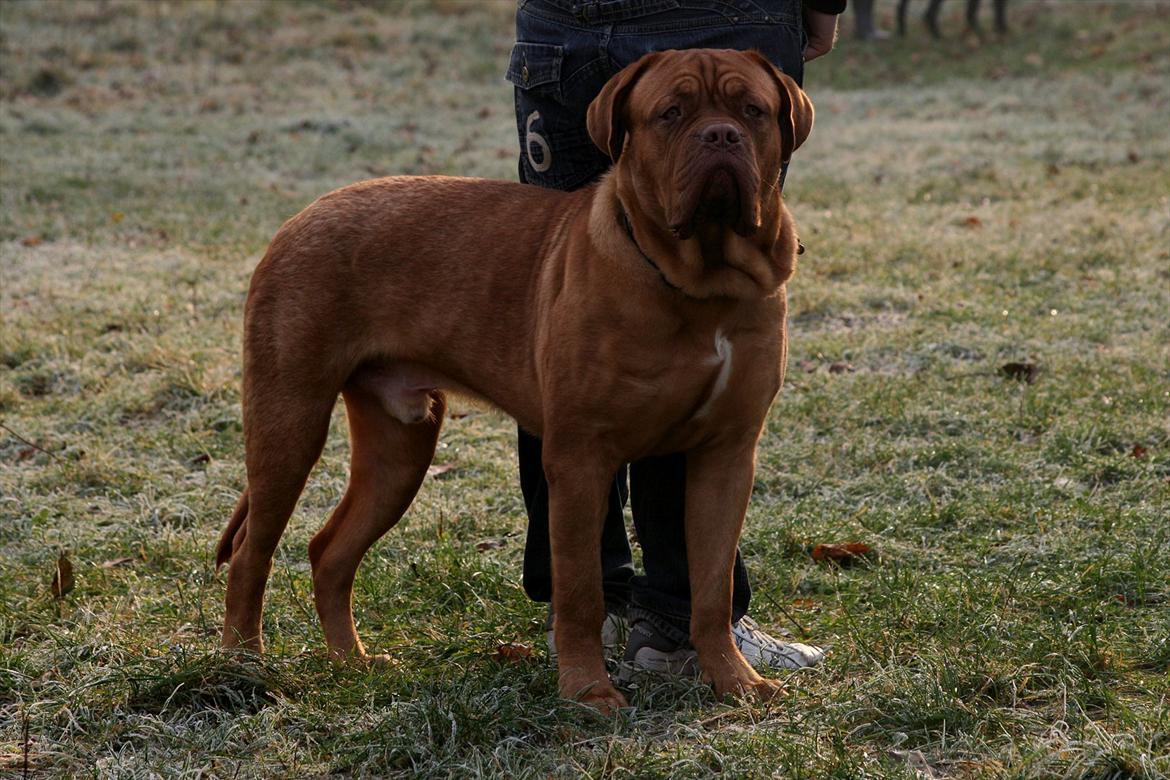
[619,210,683,293]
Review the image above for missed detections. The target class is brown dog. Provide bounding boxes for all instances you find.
[216,48,813,712]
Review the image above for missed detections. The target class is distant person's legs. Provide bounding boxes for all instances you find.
[853,0,889,40]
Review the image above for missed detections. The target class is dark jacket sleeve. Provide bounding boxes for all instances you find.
[804,0,846,13]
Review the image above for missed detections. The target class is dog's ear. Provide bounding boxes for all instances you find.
[587,51,664,162]
[745,51,814,163]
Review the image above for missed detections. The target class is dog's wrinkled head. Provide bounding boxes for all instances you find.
[587,49,813,243]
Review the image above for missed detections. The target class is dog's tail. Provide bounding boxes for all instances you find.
[215,490,250,571]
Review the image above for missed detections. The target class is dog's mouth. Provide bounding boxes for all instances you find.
[669,157,759,241]
[693,167,741,227]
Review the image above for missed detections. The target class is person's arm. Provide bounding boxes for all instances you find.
[803,0,844,62]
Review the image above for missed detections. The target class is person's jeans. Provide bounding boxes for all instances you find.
[508,0,805,646]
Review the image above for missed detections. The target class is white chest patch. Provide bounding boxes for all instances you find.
[694,328,733,418]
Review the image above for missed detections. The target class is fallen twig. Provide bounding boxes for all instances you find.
[761,588,811,640]
[0,422,62,462]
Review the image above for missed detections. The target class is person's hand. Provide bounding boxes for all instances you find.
[803,8,839,62]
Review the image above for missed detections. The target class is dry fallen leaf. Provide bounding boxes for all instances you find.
[426,463,455,478]
[828,361,854,374]
[962,216,983,229]
[493,642,535,664]
[810,542,872,565]
[890,748,942,779]
[101,557,138,569]
[21,236,43,247]
[1000,361,1039,384]
[1131,444,1149,460]
[50,553,74,598]
[0,751,42,771]
[476,539,506,552]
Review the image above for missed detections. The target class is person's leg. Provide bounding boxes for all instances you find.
[853,0,876,39]
[925,0,945,38]
[605,0,803,634]
[600,0,823,672]
[627,454,752,643]
[993,0,1008,35]
[854,0,890,41]
[624,453,823,673]
[510,2,633,616]
[520,428,633,608]
[511,0,824,673]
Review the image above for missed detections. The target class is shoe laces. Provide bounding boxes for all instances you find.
[732,615,776,648]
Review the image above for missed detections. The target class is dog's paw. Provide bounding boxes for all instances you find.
[705,661,783,702]
[326,645,394,668]
[576,684,629,715]
[739,676,783,702]
[560,674,629,714]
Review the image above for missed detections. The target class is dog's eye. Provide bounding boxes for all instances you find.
[744,104,764,119]
[660,106,681,121]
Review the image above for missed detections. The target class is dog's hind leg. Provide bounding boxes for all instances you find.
[308,384,445,660]
[221,393,335,652]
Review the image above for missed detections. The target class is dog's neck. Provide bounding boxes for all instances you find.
[619,208,687,295]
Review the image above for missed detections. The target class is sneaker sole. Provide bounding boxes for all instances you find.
[615,646,700,685]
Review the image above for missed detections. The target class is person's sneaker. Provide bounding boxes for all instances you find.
[620,619,700,679]
[732,616,825,670]
[620,616,824,681]
[545,609,629,661]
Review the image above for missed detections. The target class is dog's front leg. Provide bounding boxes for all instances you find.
[685,441,783,701]
[544,448,628,713]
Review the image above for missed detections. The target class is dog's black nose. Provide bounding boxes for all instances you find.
[700,123,741,148]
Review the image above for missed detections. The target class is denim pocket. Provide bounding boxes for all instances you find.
[508,39,610,190]
[505,41,564,98]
